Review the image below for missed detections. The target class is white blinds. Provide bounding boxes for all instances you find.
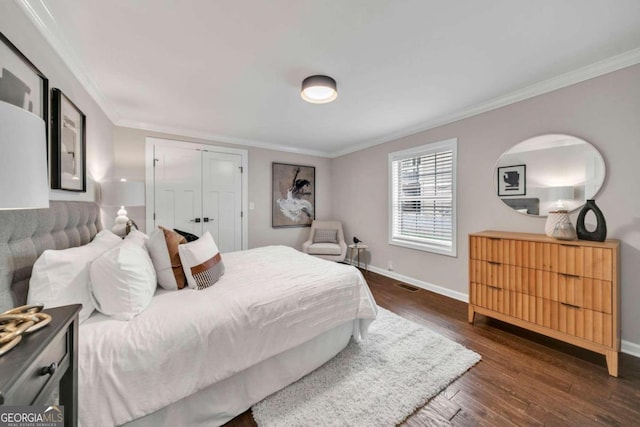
[391,149,454,247]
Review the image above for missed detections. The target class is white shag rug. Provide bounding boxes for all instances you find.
[252,307,481,427]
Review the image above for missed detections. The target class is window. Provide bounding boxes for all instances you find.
[388,138,457,256]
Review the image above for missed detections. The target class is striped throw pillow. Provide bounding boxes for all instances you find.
[191,253,225,290]
[178,232,225,290]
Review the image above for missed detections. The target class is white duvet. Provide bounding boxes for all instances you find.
[79,246,377,427]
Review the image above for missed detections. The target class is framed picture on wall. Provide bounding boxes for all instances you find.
[497,164,526,196]
[0,32,49,129]
[51,88,87,192]
[272,162,315,228]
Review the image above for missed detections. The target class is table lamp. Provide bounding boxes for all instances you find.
[548,186,575,210]
[0,101,49,210]
[100,180,145,236]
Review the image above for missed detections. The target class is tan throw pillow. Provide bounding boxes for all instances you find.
[146,226,188,290]
[161,226,188,289]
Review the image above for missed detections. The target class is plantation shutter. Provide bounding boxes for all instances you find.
[390,141,455,255]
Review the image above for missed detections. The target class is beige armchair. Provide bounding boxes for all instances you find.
[301,220,347,262]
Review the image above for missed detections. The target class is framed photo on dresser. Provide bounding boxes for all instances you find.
[51,88,87,192]
[0,32,49,129]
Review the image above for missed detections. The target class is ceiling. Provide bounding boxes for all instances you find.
[19,0,640,157]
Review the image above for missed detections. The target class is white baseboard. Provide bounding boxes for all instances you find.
[364,264,469,303]
[361,263,640,358]
[621,340,640,358]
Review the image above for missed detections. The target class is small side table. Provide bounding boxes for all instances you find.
[0,304,80,427]
[348,244,369,272]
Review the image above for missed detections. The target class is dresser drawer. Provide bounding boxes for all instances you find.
[471,236,613,280]
[535,299,613,347]
[555,245,613,281]
[471,259,539,295]
[506,269,613,314]
[470,236,512,263]
[470,282,509,314]
[554,274,612,314]
[10,329,68,405]
[478,289,614,347]
[470,259,509,289]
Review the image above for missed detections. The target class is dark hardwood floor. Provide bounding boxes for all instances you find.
[225,270,640,426]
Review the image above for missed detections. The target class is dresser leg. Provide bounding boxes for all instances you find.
[468,305,475,324]
[605,350,619,377]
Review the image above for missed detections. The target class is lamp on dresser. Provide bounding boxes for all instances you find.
[547,185,575,210]
[100,179,145,236]
[0,101,49,210]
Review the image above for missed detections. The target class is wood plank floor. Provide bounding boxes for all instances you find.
[224,270,640,426]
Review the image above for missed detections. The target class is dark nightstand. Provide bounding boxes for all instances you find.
[0,304,80,427]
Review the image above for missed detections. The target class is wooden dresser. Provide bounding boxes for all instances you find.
[468,231,620,376]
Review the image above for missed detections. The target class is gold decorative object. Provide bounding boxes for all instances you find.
[0,304,52,356]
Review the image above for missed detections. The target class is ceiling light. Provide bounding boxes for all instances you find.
[301,75,337,104]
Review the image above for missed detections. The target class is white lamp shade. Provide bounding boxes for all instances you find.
[548,186,575,201]
[100,180,145,207]
[0,101,49,210]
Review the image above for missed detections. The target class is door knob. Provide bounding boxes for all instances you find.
[189,218,202,223]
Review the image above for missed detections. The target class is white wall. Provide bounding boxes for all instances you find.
[112,127,332,249]
[332,64,640,349]
[1,2,115,204]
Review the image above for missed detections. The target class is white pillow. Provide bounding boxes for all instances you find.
[89,241,157,321]
[146,227,188,290]
[178,232,225,290]
[27,230,122,323]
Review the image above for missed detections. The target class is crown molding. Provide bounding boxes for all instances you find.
[116,119,332,158]
[16,0,121,124]
[328,48,640,158]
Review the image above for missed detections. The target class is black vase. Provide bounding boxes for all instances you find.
[576,199,607,242]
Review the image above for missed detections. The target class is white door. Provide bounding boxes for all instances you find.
[153,145,202,234]
[202,151,243,253]
[150,142,244,252]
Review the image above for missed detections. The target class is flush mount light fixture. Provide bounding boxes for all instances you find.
[301,75,337,104]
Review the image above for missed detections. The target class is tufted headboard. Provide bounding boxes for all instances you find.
[0,201,101,312]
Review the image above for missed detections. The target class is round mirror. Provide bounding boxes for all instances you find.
[494,134,605,217]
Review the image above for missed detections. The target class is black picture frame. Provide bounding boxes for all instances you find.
[0,32,49,136]
[51,88,87,192]
[272,162,315,228]
[497,164,526,196]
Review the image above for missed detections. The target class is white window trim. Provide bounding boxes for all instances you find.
[388,138,457,257]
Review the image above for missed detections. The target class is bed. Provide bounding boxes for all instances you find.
[0,201,377,427]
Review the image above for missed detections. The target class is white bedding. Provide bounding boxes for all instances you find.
[79,246,377,427]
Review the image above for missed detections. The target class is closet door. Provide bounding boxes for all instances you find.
[148,138,246,251]
[153,145,203,234]
[202,151,243,253]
